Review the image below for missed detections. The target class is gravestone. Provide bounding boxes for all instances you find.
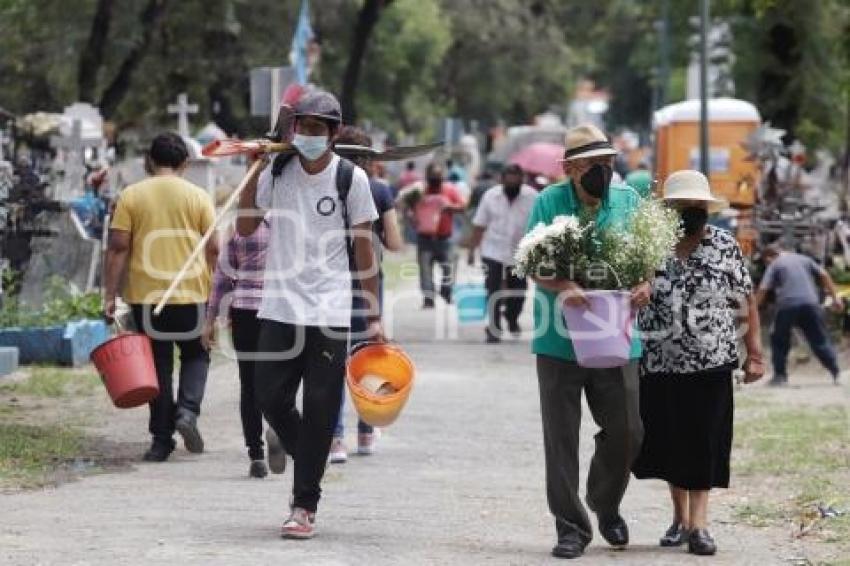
[168,93,199,138]
[0,128,11,162]
[19,207,99,305]
[50,120,101,201]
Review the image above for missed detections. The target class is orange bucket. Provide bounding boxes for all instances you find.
[90,333,159,409]
[346,342,415,428]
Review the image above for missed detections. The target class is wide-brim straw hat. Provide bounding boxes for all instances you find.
[559,124,618,162]
[662,169,729,213]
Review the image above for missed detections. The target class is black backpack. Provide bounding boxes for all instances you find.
[271,152,356,270]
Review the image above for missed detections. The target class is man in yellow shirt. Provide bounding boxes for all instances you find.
[104,132,217,462]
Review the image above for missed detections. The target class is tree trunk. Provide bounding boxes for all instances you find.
[78,0,115,103]
[391,81,411,133]
[340,0,394,124]
[98,0,171,119]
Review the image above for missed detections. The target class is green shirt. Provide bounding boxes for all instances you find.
[625,169,653,199]
[526,180,643,361]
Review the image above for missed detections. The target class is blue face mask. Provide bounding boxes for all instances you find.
[292,133,329,161]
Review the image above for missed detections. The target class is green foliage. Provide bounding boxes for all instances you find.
[0,276,103,328]
[0,0,846,150]
[718,0,850,152]
[357,0,451,138]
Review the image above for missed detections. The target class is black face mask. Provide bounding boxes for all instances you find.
[503,183,521,201]
[579,163,613,199]
[679,207,708,236]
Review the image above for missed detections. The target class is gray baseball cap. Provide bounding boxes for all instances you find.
[294,90,342,123]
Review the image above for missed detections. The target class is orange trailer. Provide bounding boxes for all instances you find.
[653,98,761,207]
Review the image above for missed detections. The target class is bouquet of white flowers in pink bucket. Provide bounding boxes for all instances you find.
[514,198,681,368]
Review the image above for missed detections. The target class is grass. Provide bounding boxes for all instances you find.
[0,366,101,398]
[733,404,850,547]
[734,406,849,475]
[0,364,102,489]
[0,421,85,488]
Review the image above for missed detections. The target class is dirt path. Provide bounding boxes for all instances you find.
[1,264,835,565]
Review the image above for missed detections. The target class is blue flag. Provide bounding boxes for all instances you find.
[289,0,314,85]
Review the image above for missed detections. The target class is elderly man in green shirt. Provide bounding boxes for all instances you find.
[527,124,649,560]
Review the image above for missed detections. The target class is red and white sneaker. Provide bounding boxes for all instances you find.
[281,507,316,540]
[329,437,348,464]
[357,428,381,456]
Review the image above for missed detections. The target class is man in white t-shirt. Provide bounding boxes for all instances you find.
[236,90,382,540]
[468,164,537,343]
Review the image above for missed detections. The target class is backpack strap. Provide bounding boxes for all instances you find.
[271,152,296,178]
[336,157,356,273]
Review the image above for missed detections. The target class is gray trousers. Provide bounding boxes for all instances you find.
[536,355,643,544]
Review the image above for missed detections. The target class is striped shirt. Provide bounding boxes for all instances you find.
[206,220,269,320]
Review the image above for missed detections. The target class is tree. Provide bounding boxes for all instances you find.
[97,0,171,118]
[339,0,394,124]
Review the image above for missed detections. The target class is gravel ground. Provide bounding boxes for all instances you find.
[0,266,808,565]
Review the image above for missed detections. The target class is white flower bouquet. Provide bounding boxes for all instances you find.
[514,198,681,290]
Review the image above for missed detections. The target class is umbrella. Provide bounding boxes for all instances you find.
[509,142,565,178]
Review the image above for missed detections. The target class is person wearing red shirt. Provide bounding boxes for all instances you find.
[413,163,466,308]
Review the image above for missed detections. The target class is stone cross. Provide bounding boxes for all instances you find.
[168,93,199,138]
[50,120,100,200]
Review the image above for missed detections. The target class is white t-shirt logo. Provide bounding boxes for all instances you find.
[316,196,336,217]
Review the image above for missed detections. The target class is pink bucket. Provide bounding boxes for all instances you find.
[562,290,633,369]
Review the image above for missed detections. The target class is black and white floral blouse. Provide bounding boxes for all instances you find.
[639,225,753,375]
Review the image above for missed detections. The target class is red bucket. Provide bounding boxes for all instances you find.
[90,333,159,409]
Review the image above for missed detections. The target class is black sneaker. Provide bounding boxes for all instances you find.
[598,515,629,548]
[175,412,204,454]
[422,297,435,310]
[508,320,522,337]
[688,529,717,556]
[249,459,269,478]
[552,533,586,559]
[143,440,175,462]
[485,328,501,344]
[767,376,788,387]
[660,522,689,547]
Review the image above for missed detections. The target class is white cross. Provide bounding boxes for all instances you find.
[168,93,199,138]
[51,120,100,155]
[50,120,100,198]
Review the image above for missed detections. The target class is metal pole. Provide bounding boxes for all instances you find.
[660,0,670,108]
[699,0,710,175]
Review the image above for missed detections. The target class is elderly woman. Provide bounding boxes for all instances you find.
[634,170,765,556]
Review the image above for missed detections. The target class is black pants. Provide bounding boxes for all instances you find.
[254,320,348,513]
[771,303,839,379]
[483,257,527,333]
[536,355,643,544]
[230,308,265,460]
[131,304,210,447]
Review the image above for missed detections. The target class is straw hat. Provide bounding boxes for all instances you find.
[662,170,728,213]
[560,124,618,162]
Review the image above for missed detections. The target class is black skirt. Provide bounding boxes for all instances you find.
[632,367,734,490]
